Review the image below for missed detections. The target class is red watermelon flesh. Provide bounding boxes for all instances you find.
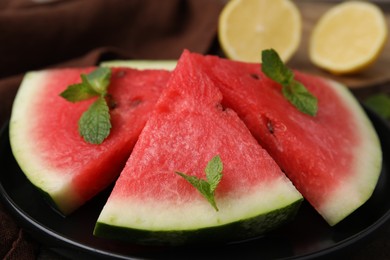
[94,50,302,244]
[10,67,171,215]
[186,52,382,225]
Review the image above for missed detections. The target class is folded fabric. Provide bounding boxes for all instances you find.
[0,0,224,124]
[0,0,223,77]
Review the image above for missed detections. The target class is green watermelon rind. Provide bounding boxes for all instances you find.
[94,59,304,244]
[315,79,382,226]
[94,179,303,241]
[32,185,68,216]
[94,199,301,245]
[9,71,82,215]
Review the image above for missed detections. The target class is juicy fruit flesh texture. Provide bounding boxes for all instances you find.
[97,50,302,235]
[33,68,169,172]
[34,68,170,200]
[187,53,380,225]
[97,54,381,227]
[258,72,357,202]
[198,55,357,204]
[11,67,170,213]
[110,103,285,201]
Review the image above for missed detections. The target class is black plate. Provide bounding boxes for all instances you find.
[1,108,390,260]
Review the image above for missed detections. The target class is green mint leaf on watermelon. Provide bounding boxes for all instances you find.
[261,49,318,116]
[175,155,223,211]
[60,67,113,144]
[175,172,219,211]
[282,81,318,117]
[83,67,111,94]
[60,67,111,102]
[60,79,99,102]
[365,94,390,120]
[261,49,294,86]
[205,155,223,192]
[78,96,111,144]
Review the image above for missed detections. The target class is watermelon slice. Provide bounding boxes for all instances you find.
[9,67,171,215]
[184,52,382,226]
[102,52,382,226]
[94,51,303,244]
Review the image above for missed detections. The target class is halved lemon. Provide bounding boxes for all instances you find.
[218,0,302,63]
[309,1,388,75]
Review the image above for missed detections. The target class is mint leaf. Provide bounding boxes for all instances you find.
[261,49,318,116]
[84,67,111,94]
[261,49,294,86]
[205,155,223,192]
[60,80,99,102]
[60,67,111,102]
[175,172,218,211]
[78,96,111,144]
[282,81,318,116]
[365,94,390,120]
[60,67,113,144]
[175,155,223,211]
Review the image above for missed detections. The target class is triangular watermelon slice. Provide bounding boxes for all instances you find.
[101,51,382,226]
[185,51,382,226]
[10,67,171,214]
[94,51,303,244]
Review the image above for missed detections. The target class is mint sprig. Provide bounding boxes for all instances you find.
[78,96,112,144]
[175,155,223,211]
[365,94,390,120]
[82,67,112,94]
[261,49,318,116]
[60,67,112,144]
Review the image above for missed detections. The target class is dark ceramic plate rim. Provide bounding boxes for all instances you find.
[1,107,390,260]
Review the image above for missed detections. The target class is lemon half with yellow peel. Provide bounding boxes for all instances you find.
[218,0,302,63]
[309,1,388,75]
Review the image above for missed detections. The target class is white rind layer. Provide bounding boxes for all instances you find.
[9,71,79,214]
[100,60,177,70]
[317,79,382,226]
[97,176,302,230]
